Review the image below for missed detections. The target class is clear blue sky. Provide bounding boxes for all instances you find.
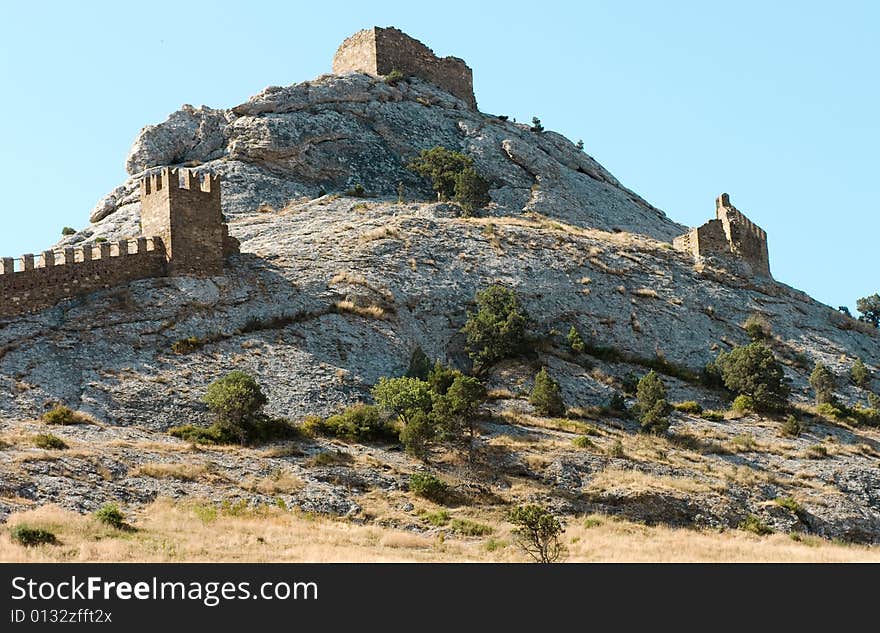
[1,1,877,311]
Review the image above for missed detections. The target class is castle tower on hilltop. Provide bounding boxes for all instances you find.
[673,194,771,277]
[140,167,238,277]
[332,26,477,110]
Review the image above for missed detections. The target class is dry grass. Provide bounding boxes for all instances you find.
[129,463,211,482]
[587,468,716,495]
[360,226,400,242]
[333,300,386,320]
[2,502,878,563]
[632,287,659,299]
[241,470,304,495]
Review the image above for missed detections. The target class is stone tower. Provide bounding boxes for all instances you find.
[332,27,477,110]
[673,193,771,277]
[140,167,236,277]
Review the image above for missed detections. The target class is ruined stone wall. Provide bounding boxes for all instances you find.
[715,194,770,276]
[0,239,166,318]
[673,193,771,277]
[332,27,477,109]
[140,167,227,276]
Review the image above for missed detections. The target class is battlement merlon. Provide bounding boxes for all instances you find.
[140,167,220,197]
[0,238,163,276]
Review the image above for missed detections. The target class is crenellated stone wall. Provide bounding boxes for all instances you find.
[673,193,771,277]
[0,168,238,319]
[332,26,477,109]
[0,238,167,318]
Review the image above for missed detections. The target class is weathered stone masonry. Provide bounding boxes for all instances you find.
[673,193,770,277]
[333,26,477,110]
[0,168,238,319]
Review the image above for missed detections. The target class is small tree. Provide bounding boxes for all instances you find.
[203,371,268,444]
[530,368,565,417]
[856,294,880,327]
[61,226,76,236]
[809,362,836,405]
[743,314,771,341]
[433,375,487,450]
[426,361,460,395]
[462,285,528,372]
[851,358,870,388]
[405,347,432,380]
[399,410,436,459]
[408,146,474,200]
[453,167,490,216]
[371,376,433,426]
[567,326,586,353]
[575,139,584,151]
[636,371,671,433]
[714,343,789,413]
[508,505,565,563]
[530,117,544,133]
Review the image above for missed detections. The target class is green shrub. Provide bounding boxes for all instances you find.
[673,401,703,414]
[203,371,270,444]
[781,415,804,437]
[95,503,126,529]
[869,393,880,410]
[42,405,87,425]
[608,392,627,413]
[739,515,772,536]
[399,410,437,459]
[743,314,771,341]
[10,525,57,547]
[450,518,493,536]
[306,404,396,443]
[850,358,870,388]
[432,374,487,447]
[609,440,625,458]
[172,336,205,354]
[462,285,528,372]
[168,424,230,444]
[95,237,108,243]
[774,497,802,514]
[856,293,880,327]
[33,433,67,450]
[421,509,450,526]
[344,183,367,198]
[426,361,460,395]
[731,394,754,414]
[529,368,565,417]
[809,362,836,405]
[408,146,475,200]
[384,69,405,85]
[816,402,845,421]
[572,435,595,449]
[700,410,725,422]
[508,504,564,563]
[454,167,490,216]
[372,376,433,425]
[530,117,544,133]
[636,371,671,433]
[409,473,448,503]
[806,444,828,459]
[714,343,789,413]
[567,326,586,353]
[405,347,432,380]
[61,226,76,236]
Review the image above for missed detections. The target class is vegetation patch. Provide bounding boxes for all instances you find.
[42,405,89,426]
[10,525,57,547]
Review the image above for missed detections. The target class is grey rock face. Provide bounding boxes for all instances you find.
[3,69,879,543]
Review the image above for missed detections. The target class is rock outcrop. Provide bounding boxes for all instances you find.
[2,35,879,543]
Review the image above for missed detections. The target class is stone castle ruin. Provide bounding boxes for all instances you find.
[673,193,771,277]
[333,26,477,110]
[0,168,238,318]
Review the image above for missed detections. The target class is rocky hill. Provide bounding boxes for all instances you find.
[2,35,879,551]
